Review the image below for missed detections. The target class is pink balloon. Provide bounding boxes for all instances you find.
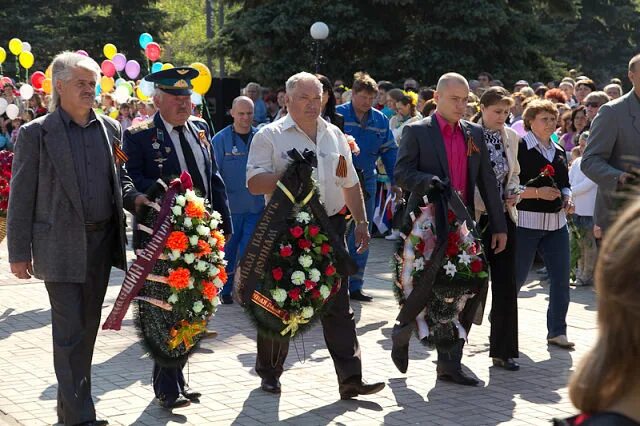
[125,60,141,79]
[31,71,46,89]
[76,50,89,57]
[112,53,127,72]
[145,42,161,61]
[101,60,116,78]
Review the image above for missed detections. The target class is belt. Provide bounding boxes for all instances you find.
[85,217,114,232]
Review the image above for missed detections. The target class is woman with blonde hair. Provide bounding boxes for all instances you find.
[554,199,640,425]
[389,91,422,142]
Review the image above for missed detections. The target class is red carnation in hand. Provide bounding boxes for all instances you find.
[325,264,336,276]
[311,288,321,300]
[470,259,484,273]
[272,267,284,281]
[298,239,312,250]
[280,245,293,257]
[288,287,302,301]
[320,243,331,255]
[308,225,320,237]
[304,280,316,290]
[446,243,459,258]
[415,240,425,254]
[290,226,304,238]
[540,164,555,177]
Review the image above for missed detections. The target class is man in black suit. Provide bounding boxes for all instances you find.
[123,67,232,409]
[392,72,507,386]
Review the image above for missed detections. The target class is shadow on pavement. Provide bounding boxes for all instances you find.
[0,307,51,341]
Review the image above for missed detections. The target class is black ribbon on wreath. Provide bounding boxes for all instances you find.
[234,149,357,339]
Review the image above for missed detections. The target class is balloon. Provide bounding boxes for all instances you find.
[124,60,141,79]
[151,62,163,73]
[139,33,153,49]
[161,63,174,71]
[145,42,161,61]
[45,65,52,79]
[114,85,130,104]
[95,83,101,96]
[100,76,115,92]
[19,84,34,100]
[31,71,46,89]
[115,78,126,86]
[21,41,31,53]
[0,47,6,64]
[42,78,52,94]
[109,109,119,119]
[8,38,22,56]
[117,81,133,96]
[138,78,154,97]
[19,51,34,69]
[112,53,126,72]
[1,77,13,87]
[190,62,212,95]
[101,60,116,78]
[0,98,7,115]
[6,104,19,120]
[136,86,148,101]
[103,43,117,60]
[190,92,202,105]
[76,50,89,57]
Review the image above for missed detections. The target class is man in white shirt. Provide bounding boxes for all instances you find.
[246,71,385,399]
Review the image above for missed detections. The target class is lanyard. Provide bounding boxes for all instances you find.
[230,128,255,155]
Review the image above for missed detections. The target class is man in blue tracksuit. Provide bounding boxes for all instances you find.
[212,96,265,304]
[336,72,399,302]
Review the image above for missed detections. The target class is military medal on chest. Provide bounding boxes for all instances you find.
[153,129,167,173]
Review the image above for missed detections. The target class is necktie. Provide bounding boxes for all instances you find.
[175,125,206,196]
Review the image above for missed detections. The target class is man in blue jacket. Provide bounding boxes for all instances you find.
[336,72,400,301]
[212,96,265,304]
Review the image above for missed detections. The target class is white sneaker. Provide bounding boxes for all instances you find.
[385,230,401,241]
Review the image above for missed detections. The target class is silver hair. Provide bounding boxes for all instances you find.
[49,51,101,112]
[285,72,322,95]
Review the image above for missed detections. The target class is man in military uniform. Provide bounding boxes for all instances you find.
[123,67,232,409]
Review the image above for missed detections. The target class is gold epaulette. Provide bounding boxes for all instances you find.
[128,120,155,135]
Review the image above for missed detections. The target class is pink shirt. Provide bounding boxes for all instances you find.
[435,112,468,200]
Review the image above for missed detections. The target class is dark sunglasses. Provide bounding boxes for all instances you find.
[585,102,601,108]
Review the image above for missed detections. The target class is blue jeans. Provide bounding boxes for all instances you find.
[221,212,261,297]
[515,225,570,338]
[347,176,377,292]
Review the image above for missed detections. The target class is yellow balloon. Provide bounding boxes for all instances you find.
[161,63,174,71]
[19,51,34,69]
[100,76,115,92]
[8,38,22,56]
[42,78,52,95]
[0,47,6,64]
[136,86,148,101]
[103,43,117,60]
[45,65,52,79]
[190,62,212,95]
[109,110,119,119]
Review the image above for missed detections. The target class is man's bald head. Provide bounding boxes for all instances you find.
[232,95,254,109]
[436,72,469,93]
[231,95,255,133]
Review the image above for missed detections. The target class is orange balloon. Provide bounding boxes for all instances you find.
[42,78,52,94]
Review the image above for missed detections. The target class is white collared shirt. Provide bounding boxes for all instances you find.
[159,114,209,196]
[246,114,360,215]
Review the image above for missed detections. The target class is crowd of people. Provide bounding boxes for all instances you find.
[3,48,640,426]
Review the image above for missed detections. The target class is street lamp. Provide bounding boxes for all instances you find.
[310,21,329,73]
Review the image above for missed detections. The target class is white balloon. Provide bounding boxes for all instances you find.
[190,92,202,105]
[115,78,126,87]
[114,85,130,104]
[21,41,31,52]
[6,104,19,120]
[139,78,154,97]
[19,84,34,100]
[0,98,7,115]
[310,22,329,40]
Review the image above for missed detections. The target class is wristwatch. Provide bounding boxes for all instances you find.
[355,219,369,226]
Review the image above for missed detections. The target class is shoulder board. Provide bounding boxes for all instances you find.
[188,116,207,124]
[128,119,155,135]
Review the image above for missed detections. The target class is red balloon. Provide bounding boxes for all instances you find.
[101,60,116,78]
[145,42,161,61]
[31,71,46,89]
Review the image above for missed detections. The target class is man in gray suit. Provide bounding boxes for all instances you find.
[7,52,147,426]
[392,73,507,386]
[581,54,640,233]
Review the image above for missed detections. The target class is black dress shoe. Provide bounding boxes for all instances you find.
[339,380,385,400]
[390,323,414,374]
[350,290,373,302]
[74,421,109,426]
[182,385,202,401]
[221,294,234,304]
[261,377,281,394]
[158,395,191,409]
[492,357,520,371]
[437,369,479,386]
